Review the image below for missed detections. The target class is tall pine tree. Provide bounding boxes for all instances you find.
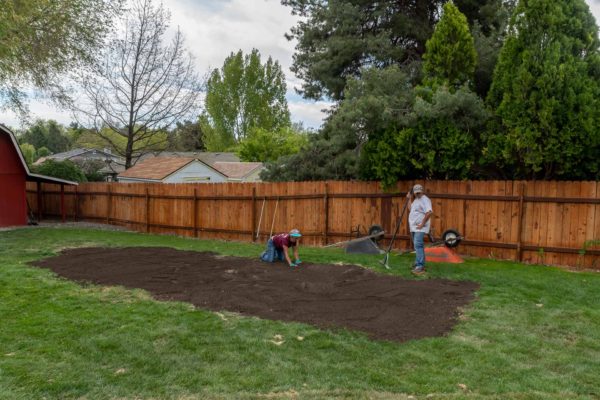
[281,0,445,101]
[422,1,478,90]
[362,2,487,187]
[486,0,600,179]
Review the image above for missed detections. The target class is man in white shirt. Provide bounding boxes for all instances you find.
[407,184,433,275]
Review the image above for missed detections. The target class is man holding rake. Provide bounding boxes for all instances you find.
[407,184,433,275]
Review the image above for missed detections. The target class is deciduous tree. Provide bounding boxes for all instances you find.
[237,126,308,163]
[32,159,87,182]
[76,0,202,168]
[202,49,290,151]
[0,0,123,113]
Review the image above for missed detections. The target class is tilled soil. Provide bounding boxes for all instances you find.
[32,247,479,342]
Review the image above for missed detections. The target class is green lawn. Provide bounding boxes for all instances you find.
[1,227,599,400]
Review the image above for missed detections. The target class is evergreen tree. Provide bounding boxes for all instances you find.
[454,0,516,97]
[18,121,47,150]
[281,0,445,101]
[363,86,489,187]
[18,119,71,153]
[261,65,414,181]
[422,1,478,89]
[454,0,516,35]
[362,4,487,188]
[486,0,600,179]
[45,120,71,153]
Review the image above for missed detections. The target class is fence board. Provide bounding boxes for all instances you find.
[593,183,600,269]
[26,179,600,269]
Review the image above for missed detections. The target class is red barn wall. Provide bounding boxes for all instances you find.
[0,133,27,226]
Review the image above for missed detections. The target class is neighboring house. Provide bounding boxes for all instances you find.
[0,124,77,227]
[35,148,126,181]
[212,162,264,182]
[117,157,264,183]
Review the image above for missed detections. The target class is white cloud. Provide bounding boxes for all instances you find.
[169,0,298,72]
[288,100,333,130]
[0,100,73,131]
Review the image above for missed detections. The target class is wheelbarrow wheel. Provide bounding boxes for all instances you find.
[442,229,462,248]
[368,224,384,243]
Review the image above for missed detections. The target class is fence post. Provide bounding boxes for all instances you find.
[515,182,526,262]
[74,186,79,221]
[324,182,329,246]
[252,186,257,242]
[106,184,112,225]
[60,184,66,223]
[145,187,150,233]
[193,187,198,238]
[37,182,42,221]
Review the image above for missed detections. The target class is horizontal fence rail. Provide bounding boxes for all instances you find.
[26,180,600,269]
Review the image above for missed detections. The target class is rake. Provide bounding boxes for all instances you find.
[380,190,412,269]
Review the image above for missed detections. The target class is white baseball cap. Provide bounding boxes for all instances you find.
[413,184,424,194]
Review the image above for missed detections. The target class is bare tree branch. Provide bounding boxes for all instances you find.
[74,0,203,168]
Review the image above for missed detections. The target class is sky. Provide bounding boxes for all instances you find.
[1,0,600,131]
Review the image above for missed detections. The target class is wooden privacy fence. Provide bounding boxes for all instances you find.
[26,180,600,269]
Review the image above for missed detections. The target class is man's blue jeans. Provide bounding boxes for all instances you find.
[411,231,425,269]
[260,239,283,262]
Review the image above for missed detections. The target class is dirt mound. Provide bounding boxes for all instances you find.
[32,247,479,342]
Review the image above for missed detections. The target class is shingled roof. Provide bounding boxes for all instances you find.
[118,157,203,181]
[118,157,263,182]
[212,162,263,179]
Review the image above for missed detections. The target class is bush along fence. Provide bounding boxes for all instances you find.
[26,180,600,269]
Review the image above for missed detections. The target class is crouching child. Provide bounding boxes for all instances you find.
[261,229,302,267]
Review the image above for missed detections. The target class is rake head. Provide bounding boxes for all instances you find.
[379,252,391,269]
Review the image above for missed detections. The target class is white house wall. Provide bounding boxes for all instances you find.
[242,168,264,182]
[163,161,227,183]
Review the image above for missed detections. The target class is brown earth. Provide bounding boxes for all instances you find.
[32,247,479,342]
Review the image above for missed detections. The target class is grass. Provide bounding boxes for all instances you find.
[1,227,599,399]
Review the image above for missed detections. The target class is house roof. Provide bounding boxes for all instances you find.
[118,157,226,181]
[118,156,264,182]
[0,124,78,186]
[137,151,239,165]
[212,162,263,179]
[34,148,125,166]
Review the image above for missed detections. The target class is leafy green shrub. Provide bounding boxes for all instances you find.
[31,159,87,182]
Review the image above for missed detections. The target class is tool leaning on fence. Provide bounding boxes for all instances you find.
[380,189,413,269]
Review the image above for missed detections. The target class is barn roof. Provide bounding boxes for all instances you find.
[0,124,78,186]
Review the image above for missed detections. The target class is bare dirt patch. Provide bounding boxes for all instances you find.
[32,247,479,342]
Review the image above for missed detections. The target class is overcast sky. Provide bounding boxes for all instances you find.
[2,0,600,131]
